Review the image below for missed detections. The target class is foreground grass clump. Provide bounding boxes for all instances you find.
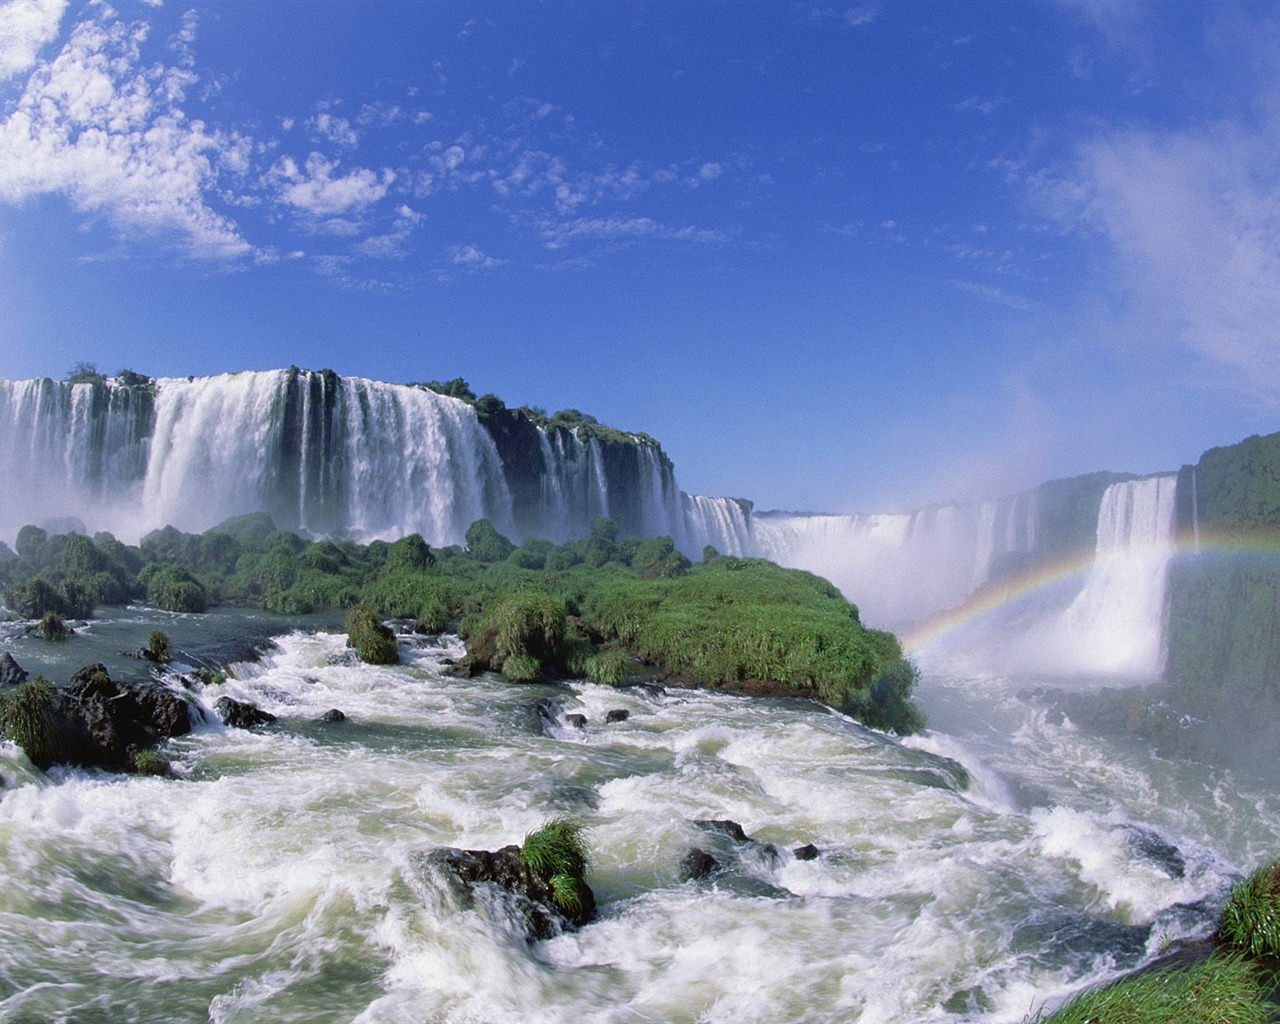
[1219,858,1280,959]
[37,610,69,641]
[345,607,399,665]
[0,678,68,767]
[1026,954,1268,1024]
[130,749,170,776]
[520,817,591,913]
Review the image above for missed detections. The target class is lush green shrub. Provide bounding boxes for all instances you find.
[148,629,171,665]
[345,607,399,665]
[487,590,566,665]
[138,564,208,612]
[37,610,69,641]
[1025,954,1266,1024]
[465,519,515,562]
[415,595,451,633]
[5,576,68,618]
[386,533,434,571]
[1219,859,1280,958]
[0,678,68,768]
[584,648,627,685]
[500,651,543,682]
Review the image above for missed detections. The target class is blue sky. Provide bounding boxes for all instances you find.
[2,0,1279,513]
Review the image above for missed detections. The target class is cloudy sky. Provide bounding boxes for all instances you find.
[2,0,1279,513]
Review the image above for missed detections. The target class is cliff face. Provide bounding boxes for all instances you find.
[1164,433,1280,741]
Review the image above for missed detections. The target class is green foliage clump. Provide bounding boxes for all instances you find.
[37,610,69,641]
[0,678,68,768]
[1219,859,1280,959]
[584,648,628,685]
[465,519,516,563]
[520,817,590,888]
[486,588,563,665]
[138,564,207,613]
[415,595,451,633]
[1025,954,1266,1024]
[500,651,543,682]
[130,749,170,776]
[345,607,399,665]
[148,629,171,665]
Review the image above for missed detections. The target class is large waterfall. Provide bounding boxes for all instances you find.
[0,371,750,553]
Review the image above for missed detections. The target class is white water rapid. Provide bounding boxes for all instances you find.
[0,608,1269,1023]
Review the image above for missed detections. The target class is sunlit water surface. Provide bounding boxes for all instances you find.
[0,609,1274,1024]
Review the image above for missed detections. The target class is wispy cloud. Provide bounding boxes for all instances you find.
[271,152,392,219]
[0,5,252,258]
[1025,115,1280,401]
[949,279,1040,313]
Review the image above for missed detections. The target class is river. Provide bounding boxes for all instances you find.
[0,606,1273,1023]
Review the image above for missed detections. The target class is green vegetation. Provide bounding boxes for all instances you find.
[520,816,590,913]
[345,607,399,665]
[37,611,69,641]
[1026,954,1267,1024]
[0,678,68,768]
[0,512,923,733]
[147,630,171,665]
[130,749,170,776]
[1219,859,1280,959]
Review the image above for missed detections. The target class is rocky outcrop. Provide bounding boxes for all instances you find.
[0,652,28,687]
[423,843,596,941]
[61,664,192,769]
[214,696,277,730]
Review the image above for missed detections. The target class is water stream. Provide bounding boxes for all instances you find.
[0,608,1270,1024]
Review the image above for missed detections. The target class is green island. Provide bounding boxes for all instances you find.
[0,511,925,737]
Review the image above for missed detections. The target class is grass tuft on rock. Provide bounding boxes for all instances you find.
[1219,858,1280,959]
[130,749,170,776]
[0,677,68,768]
[345,606,399,665]
[520,817,590,889]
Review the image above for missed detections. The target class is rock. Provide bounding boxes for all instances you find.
[604,708,630,724]
[695,819,750,843]
[214,696,277,729]
[320,708,346,723]
[680,848,722,881]
[793,843,821,861]
[424,843,596,941]
[563,713,587,729]
[60,664,192,770]
[0,652,28,687]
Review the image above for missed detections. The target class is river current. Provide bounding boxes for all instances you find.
[0,608,1273,1024]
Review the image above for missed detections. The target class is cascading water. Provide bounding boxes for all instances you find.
[0,371,749,552]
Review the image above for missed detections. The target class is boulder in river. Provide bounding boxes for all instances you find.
[214,696,277,730]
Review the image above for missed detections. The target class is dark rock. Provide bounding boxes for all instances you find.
[1045,707,1065,727]
[604,708,630,724]
[563,713,587,729]
[320,708,346,723]
[793,843,821,861]
[680,848,722,881]
[214,696,277,729]
[424,844,595,941]
[59,664,192,770]
[1125,826,1187,879]
[695,819,750,843]
[0,652,28,687]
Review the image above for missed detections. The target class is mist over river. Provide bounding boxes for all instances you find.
[1,607,1272,1024]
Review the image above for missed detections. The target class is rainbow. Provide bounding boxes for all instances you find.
[899,528,1280,656]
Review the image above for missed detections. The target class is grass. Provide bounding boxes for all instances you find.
[1025,955,1269,1024]
[37,611,69,641]
[1219,859,1280,959]
[520,817,590,887]
[345,607,399,665]
[0,678,67,767]
[130,749,170,776]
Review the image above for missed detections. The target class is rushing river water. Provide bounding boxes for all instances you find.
[0,608,1275,1024]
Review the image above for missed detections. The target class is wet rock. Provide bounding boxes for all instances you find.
[563,713,587,729]
[793,843,821,861]
[320,708,346,723]
[60,664,192,770]
[214,696,277,730]
[695,819,750,843]
[0,652,28,687]
[680,848,722,881]
[604,708,630,724]
[423,844,595,941]
[1125,826,1187,879]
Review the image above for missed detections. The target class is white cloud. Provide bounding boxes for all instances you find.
[954,95,1008,116]
[537,215,722,250]
[309,112,358,148]
[949,279,1040,313]
[1028,116,1280,401]
[272,152,391,217]
[446,242,504,269]
[0,0,67,80]
[843,2,881,28]
[0,5,251,258]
